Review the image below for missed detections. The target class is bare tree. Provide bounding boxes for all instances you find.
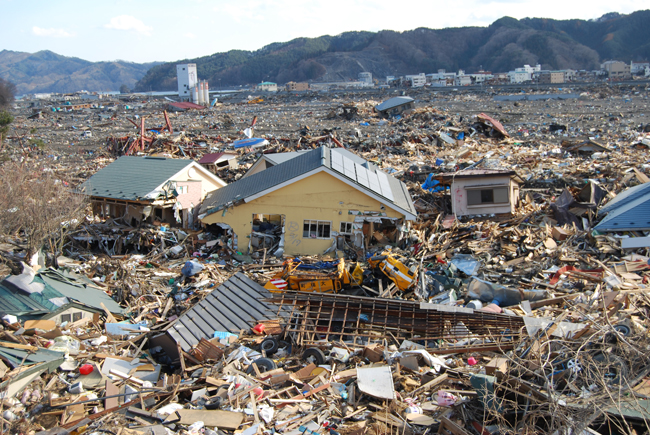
[0,161,88,266]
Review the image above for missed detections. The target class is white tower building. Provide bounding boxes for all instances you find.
[177,64,198,101]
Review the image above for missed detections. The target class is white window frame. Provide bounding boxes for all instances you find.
[303,220,332,239]
[466,185,509,207]
[339,222,354,235]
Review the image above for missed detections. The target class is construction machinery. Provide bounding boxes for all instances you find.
[265,258,362,293]
[367,250,418,292]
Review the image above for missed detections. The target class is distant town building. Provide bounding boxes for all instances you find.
[631,61,650,75]
[601,61,631,79]
[561,69,577,81]
[508,64,540,84]
[177,64,198,101]
[256,82,278,92]
[427,70,456,86]
[470,72,493,84]
[286,81,309,92]
[454,72,472,86]
[538,71,565,84]
[405,73,426,88]
[358,72,373,84]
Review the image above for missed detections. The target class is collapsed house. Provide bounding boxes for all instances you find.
[198,152,239,173]
[0,267,124,323]
[199,146,417,256]
[595,181,650,249]
[431,169,523,218]
[79,156,226,228]
[374,96,415,118]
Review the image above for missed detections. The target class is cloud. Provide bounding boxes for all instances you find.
[184,33,197,39]
[32,27,74,38]
[104,15,152,36]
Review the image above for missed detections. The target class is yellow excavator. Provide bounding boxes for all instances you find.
[265,258,363,293]
[367,250,418,292]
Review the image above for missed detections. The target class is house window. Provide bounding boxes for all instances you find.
[61,314,71,323]
[340,222,354,235]
[303,220,331,239]
[467,186,509,206]
[73,312,83,322]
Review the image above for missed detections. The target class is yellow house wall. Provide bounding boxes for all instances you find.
[202,171,406,256]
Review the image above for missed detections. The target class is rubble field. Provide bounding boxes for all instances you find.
[1,82,650,435]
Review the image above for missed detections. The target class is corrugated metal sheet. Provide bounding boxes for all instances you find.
[167,273,283,351]
[0,285,50,317]
[168,102,205,110]
[40,270,124,314]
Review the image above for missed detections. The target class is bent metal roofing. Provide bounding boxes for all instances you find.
[199,146,416,219]
[78,156,192,201]
[167,272,284,351]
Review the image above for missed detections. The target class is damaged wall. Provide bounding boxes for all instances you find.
[451,175,519,217]
[169,164,225,199]
[202,171,407,256]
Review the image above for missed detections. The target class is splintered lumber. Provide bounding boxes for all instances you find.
[170,409,243,429]
[410,373,448,397]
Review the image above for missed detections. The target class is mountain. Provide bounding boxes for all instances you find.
[0,50,160,95]
[135,10,650,91]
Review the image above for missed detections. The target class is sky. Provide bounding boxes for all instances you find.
[0,0,647,64]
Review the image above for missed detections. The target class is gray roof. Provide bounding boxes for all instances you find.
[200,146,416,218]
[39,270,124,314]
[600,182,650,215]
[167,273,284,351]
[375,96,415,112]
[0,285,50,317]
[78,156,193,201]
[265,150,311,165]
[594,190,650,232]
[0,269,124,316]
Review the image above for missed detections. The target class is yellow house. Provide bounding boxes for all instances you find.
[80,156,226,228]
[199,146,417,256]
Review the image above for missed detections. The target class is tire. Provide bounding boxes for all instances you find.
[614,324,631,336]
[261,338,279,356]
[302,347,326,365]
[205,396,223,410]
[246,357,277,375]
[587,352,629,387]
[278,340,292,354]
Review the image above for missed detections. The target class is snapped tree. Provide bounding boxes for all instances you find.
[0,110,12,144]
[0,78,16,144]
[0,161,88,266]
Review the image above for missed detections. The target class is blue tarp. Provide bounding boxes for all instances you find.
[232,138,269,149]
[422,173,445,192]
[292,259,340,270]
